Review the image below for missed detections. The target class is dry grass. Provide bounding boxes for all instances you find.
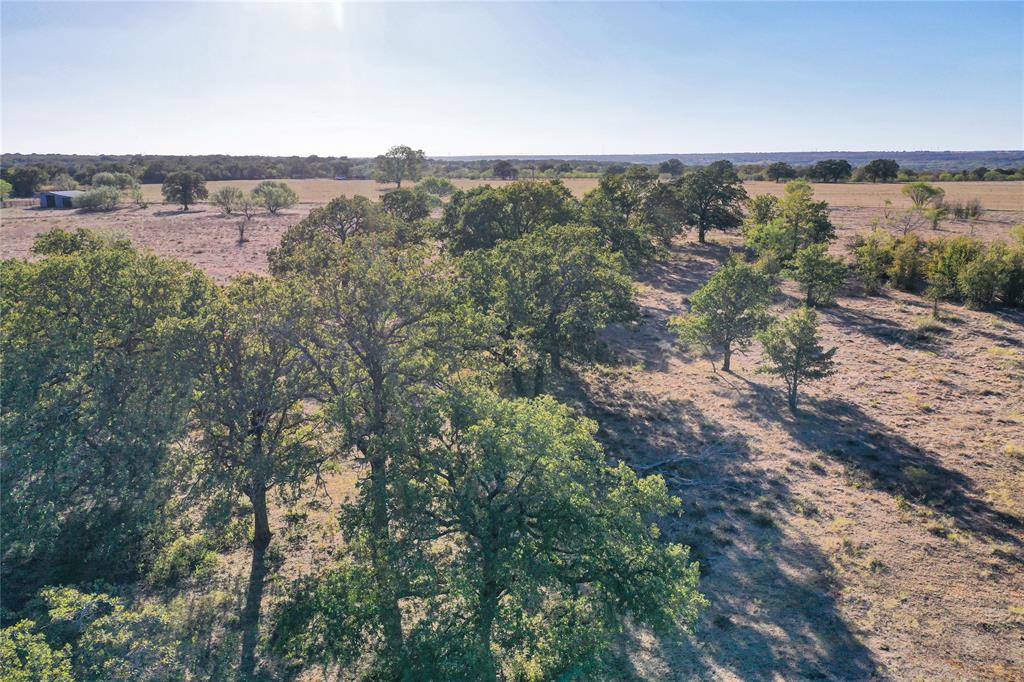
[132,177,1024,211]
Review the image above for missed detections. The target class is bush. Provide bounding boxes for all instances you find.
[925,236,983,315]
[954,249,1003,307]
[148,534,218,586]
[888,234,925,291]
[950,199,984,220]
[851,230,894,294]
[210,186,245,215]
[76,186,121,211]
[999,244,1024,307]
[252,180,298,214]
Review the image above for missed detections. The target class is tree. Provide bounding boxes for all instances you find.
[269,195,393,276]
[374,145,426,188]
[745,194,780,226]
[92,171,134,189]
[460,224,637,395]
[273,386,705,680]
[412,387,705,679]
[130,184,148,208]
[902,182,945,209]
[161,171,208,210]
[757,306,836,412]
[252,180,298,214]
[658,158,685,176]
[580,167,688,264]
[417,176,457,198]
[670,256,776,372]
[492,160,518,180]
[0,178,12,199]
[808,159,852,183]
[381,187,431,223]
[439,180,578,254]
[745,181,834,268]
[765,161,798,183]
[788,243,847,306]
[281,235,475,676]
[1,230,212,602]
[191,276,329,678]
[678,160,748,243]
[211,186,245,215]
[50,172,78,190]
[924,204,950,230]
[4,166,47,197]
[861,159,900,183]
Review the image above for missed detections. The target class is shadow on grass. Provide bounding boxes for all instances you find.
[555,372,880,680]
[777,395,1023,549]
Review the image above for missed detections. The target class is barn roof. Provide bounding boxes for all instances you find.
[42,190,84,197]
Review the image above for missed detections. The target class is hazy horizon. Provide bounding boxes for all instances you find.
[3,1,1021,157]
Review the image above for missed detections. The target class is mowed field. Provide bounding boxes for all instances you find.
[2,181,1023,679]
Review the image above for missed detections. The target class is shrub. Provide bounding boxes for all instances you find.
[252,180,298,214]
[757,306,836,412]
[998,244,1024,307]
[76,186,121,211]
[211,186,245,215]
[888,234,925,291]
[148,534,218,586]
[851,229,894,294]
[902,182,944,209]
[958,243,1014,309]
[950,199,984,220]
[925,236,983,315]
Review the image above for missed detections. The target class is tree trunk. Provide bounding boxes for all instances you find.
[932,298,939,319]
[368,452,406,677]
[698,225,707,244]
[806,288,814,306]
[788,380,798,413]
[476,550,500,682]
[533,362,545,397]
[511,367,528,398]
[550,348,561,372]
[239,485,270,680]
[721,346,731,372]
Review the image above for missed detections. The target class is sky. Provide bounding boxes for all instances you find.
[2,1,1021,157]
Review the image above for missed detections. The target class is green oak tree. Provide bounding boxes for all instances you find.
[161,170,208,210]
[678,160,748,243]
[670,256,776,372]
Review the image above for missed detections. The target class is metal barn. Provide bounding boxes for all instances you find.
[39,190,83,209]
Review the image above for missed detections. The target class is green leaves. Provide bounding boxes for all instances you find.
[671,256,776,371]
[1,229,214,602]
[756,306,836,411]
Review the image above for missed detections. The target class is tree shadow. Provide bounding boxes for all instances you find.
[819,302,940,350]
[776,395,1023,550]
[556,373,881,680]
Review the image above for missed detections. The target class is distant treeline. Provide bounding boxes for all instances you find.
[2,152,1022,198]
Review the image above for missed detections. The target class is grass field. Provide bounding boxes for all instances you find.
[138,178,1024,211]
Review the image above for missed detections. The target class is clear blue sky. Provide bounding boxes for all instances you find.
[2,1,1021,156]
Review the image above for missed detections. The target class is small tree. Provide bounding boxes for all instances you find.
[417,176,457,198]
[374,145,426,188]
[0,178,12,199]
[161,171,208,210]
[380,187,431,223]
[924,237,981,317]
[659,158,685,176]
[211,186,245,215]
[757,306,836,412]
[788,243,847,306]
[745,194,780,226]
[670,256,776,372]
[924,203,950,230]
[130,184,148,208]
[902,182,944,209]
[252,180,298,214]
[809,159,852,183]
